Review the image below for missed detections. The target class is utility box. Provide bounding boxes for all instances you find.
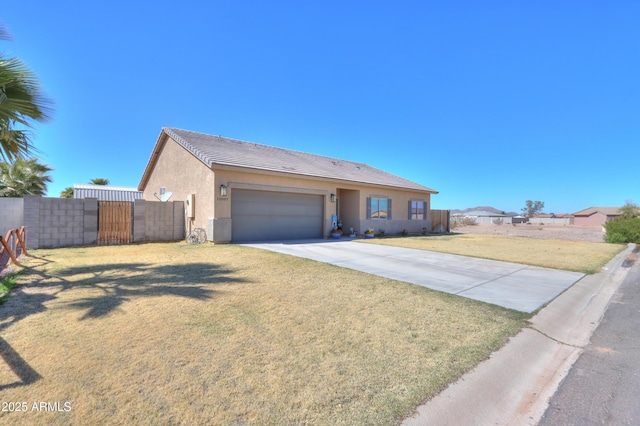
[185,194,195,219]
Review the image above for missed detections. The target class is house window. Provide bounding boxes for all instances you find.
[367,197,391,220]
[410,200,426,220]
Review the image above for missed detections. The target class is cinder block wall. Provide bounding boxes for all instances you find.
[172,201,185,240]
[23,196,91,249]
[23,197,184,249]
[0,198,24,235]
[83,198,98,245]
[138,199,185,242]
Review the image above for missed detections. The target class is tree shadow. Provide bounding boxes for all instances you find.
[0,258,55,389]
[21,261,251,320]
[0,288,56,333]
[0,257,252,389]
[0,288,53,389]
[0,336,42,391]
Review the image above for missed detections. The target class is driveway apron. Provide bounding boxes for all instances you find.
[243,239,584,313]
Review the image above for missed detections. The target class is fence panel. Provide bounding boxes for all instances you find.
[98,201,133,245]
[430,209,450,232]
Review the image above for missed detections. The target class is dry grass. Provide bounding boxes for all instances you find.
[361,234,624,274]
[0,242,527,425]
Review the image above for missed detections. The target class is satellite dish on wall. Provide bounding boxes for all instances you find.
[154,191,173,202]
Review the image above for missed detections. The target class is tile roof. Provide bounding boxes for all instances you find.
[573,207,621,217]
[139,127,438,193]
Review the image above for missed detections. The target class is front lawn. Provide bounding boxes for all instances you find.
[361,234,624,274]
[0,242,527,425]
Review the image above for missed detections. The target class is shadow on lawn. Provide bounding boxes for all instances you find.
[0,257,250,390]
[15,260,251,321]
[0,336,42,391]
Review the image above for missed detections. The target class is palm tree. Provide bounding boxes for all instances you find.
[90,178,109,185]
[0,25,53,160]
[0,157,53,197]
[60,186,74,198]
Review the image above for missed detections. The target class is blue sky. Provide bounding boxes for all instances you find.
[3,1,639,213]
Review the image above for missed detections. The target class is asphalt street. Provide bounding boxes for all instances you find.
[539,253,640,425]
[247,239,637,424]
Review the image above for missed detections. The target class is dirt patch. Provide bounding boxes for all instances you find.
[452,224,606,243]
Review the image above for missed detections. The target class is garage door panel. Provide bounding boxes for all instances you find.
[232,189,323,242]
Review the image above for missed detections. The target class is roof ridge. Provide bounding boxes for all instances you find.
[163,127,370,168]
[145,127,438,194]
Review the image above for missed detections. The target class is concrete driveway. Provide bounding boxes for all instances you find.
[243,239,585,313]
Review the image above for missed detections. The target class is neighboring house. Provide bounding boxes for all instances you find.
[529,213,574,225]
[73,184,143,202]
[452,210,513,225]
[512,215,529,224]
[138,127,438,243]
[573,207,621,227]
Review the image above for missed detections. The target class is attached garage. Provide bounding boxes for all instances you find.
[231,189,324,242]
[139,128,440,243]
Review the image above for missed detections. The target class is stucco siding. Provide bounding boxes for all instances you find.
[142,137,216,234]
[574,212,607,227]
[142,136,434,242]
[212,167,432,241]
[338,189,360,235]
[360,189,433,233]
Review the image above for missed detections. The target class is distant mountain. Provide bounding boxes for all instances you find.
[450,206,519,216]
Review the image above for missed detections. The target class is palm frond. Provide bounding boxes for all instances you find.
[0,121,40,161]
[0,57,54,124]
[0,157,53,197]
[0,25,54,161]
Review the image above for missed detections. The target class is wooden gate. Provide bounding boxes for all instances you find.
[430,209,451,232]
[98,201,133,245]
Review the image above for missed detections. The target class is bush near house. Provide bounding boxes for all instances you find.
[604,217,640,244]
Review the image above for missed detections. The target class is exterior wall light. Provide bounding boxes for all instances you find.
[331,193,336,203]
[220,185,227,196]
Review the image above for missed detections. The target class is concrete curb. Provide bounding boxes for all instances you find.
[403,244,635,426]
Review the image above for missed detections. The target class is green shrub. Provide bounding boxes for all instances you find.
[604,217,640,244]
[0,274,18,302]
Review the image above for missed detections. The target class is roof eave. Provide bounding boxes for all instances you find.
[138,128,170,191]
[211,162,438,194]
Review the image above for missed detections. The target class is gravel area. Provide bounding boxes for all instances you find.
[452,224,606,243]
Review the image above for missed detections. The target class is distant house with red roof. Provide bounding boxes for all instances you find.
[572,207,621,227]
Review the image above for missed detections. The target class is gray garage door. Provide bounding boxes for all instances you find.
[231,189,323,242]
